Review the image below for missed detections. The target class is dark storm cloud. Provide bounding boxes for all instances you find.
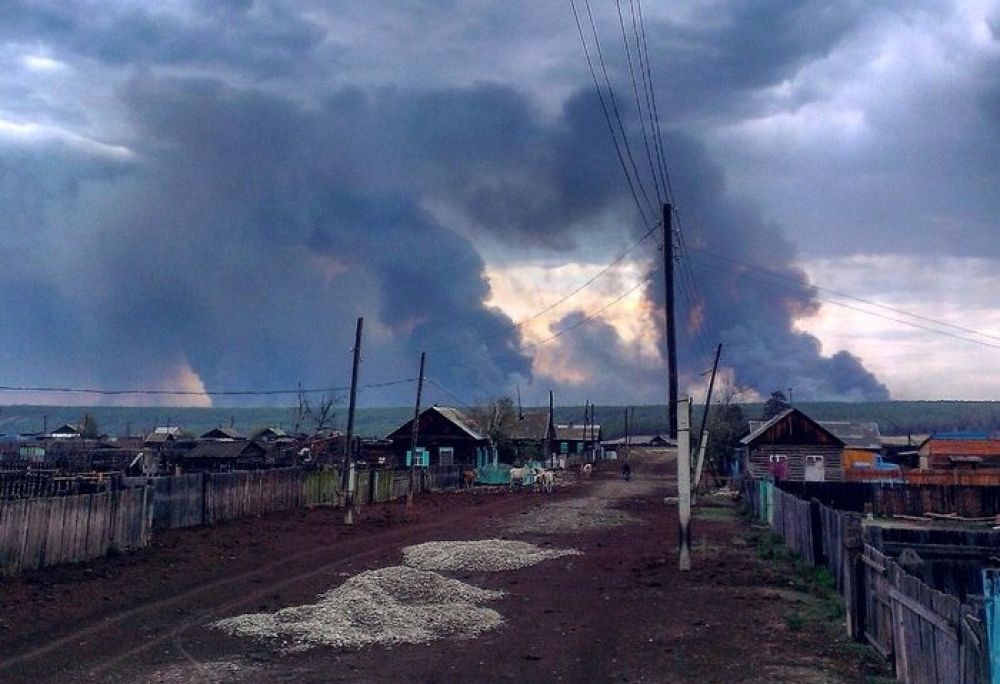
[0,0,324,75]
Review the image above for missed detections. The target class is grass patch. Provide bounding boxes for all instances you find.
[693,505,736,521]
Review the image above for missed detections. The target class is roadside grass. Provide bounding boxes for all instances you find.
[749,525,890,680]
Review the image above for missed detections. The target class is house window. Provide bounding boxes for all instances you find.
[560,442,569,454]
[438,447,454,466]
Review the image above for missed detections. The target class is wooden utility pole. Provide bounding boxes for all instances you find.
[405,351,426,518]
[584,400,590,461]
[663,203,678,440]
[693,343,723,494]
[677,396,692,571]
[344,316,363,526]
[517,384,524,420]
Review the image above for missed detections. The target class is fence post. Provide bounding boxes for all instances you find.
[983,569,1000,684]
[843,516,866,640]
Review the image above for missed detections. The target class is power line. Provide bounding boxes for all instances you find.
[569,0,654,225]
[0,378,417,398]
[689,255,1000,351]
[422,222,658,357]
[689,248,1000,344]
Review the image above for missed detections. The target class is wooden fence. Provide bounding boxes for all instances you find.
[743,479,992,683]
[0,487,151,577]
[1,464,478,577]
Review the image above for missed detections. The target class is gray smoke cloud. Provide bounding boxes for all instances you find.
[1,0,993,405]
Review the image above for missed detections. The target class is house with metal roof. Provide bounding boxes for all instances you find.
[741,408,845,482]
[917,433,1000,470]
[385,406,490,468]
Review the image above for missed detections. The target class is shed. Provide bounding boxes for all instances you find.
[818,420,882,471]
[386,406,489,468]
[741,408,845,482]
[144,426,185,447]
[917,434,1000,470]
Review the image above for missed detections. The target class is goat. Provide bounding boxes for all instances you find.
[580,463,593,478]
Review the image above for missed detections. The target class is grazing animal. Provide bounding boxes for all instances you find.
[508,466,531,489]
[537,469,555,493]
[580,463,593,478]
[462,469,477,489]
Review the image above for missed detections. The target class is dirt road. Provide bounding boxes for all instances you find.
[0,452,886,683]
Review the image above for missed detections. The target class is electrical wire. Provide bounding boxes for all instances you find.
[0,378,417,398]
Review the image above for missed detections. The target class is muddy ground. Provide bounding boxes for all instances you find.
[0,451,890,683]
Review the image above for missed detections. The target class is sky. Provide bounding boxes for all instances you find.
[0,0,997,408]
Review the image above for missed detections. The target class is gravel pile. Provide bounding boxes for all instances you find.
[213,566,504,651]
[402,539,581,573]
[501,497,638,534]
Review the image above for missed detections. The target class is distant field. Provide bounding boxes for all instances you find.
[1,400,998,440]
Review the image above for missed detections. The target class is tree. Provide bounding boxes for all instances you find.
[470,397,517,462]
[293,384,339,436]
[762,390,791,420]
[705,381,750,481]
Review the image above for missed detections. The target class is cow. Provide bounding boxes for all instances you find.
[462,469,477,489]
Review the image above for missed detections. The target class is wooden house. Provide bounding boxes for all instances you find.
[386,406,489,468]
[198,426,244,441]
[554,423,602,458]
[917,433,1000,470]
[144,426,185,447]
[741,408,845,482]
[819,421,882,471]
[178,440,267,472]
[503,411,554,462]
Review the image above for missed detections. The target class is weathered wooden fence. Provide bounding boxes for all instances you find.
[0,487,151,577]
[743,479,992,683]
[1,464,477,577]
[205,469,304,524]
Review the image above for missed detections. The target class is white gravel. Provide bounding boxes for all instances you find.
[500,497,639,535]
[402,539,581,573]
[213,565,504,652]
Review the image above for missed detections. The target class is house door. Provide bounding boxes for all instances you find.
[804,455,825,482]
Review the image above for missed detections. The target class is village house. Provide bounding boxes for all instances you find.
[917,433,1000,470]
[178,440,268,472]
[198,426,244,441]
[503,410,554,463]
[554,423,602,459]
[741,408,845,482]
[385,406,490,468]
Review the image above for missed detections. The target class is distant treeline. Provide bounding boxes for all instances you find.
[1,401,998,442]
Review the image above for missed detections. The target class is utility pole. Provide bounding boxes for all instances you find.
[663,203,678,440]
[584,400,590,461]
[624,407,630,461]
[548,390,555,468]
[693,344,723,495]
[344,316,363,526]
[677,396,692,571]
[517,384,524,421]
[405,351,426,518]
